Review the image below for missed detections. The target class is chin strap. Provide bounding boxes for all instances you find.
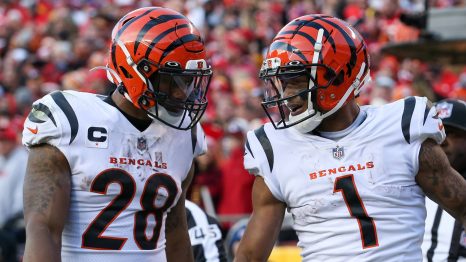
[307,28,325,115]
[116,39,146,84]
[90,65,122,84]
[89,65,133,102]
[288,29,323,133]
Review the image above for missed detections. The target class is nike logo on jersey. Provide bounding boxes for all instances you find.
[27,126,38,134]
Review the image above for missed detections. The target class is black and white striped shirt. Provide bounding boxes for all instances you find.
[422,197,466,262]
[186,200,227,262]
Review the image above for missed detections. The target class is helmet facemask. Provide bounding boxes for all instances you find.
[260,60,338,133]
[138,59,212,130]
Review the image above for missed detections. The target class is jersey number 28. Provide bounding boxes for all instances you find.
[81,168,178,250]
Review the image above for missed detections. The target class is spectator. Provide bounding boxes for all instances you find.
[217,119,254,228]
[0,120,27,227]
[422,99,466,262]
[370,73,396,105]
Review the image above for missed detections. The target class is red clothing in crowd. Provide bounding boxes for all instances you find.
[218,146,255,218]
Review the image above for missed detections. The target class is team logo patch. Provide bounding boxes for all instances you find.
[436,102,453,119]
[332,146,344,160]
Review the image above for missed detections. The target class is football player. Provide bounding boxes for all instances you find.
[22,7,211,262]
[235,15,466,261]
[422,99,466,261]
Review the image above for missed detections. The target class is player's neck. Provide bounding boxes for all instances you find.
[316,100,360,132]
[111,91,152,121]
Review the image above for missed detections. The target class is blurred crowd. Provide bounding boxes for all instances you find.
[1,0,466,257]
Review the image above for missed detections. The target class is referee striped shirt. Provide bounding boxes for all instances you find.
[186,200,227,262]
[422,197,466,262]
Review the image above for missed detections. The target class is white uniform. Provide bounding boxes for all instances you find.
[422,198,466,262]
[244,96,445,261]
[22,90,206,262]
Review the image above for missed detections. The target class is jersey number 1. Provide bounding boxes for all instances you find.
[81,168,178,250]
[333,174,379,249]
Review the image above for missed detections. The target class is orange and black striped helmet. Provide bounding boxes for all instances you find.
[107,7,212,130]
[260,14,370,133]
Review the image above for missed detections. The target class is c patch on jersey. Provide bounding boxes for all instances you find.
[86,126,108,149]
[27,103,56,126]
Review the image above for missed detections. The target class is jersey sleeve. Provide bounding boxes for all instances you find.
[410,96,446,145]
[22,92,68,148]
[243,128,285,202]
[192,123,207,157]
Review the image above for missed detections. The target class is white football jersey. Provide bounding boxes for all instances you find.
[22,90,206,262]
[244,96,445,261]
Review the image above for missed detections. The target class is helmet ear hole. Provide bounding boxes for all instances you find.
[119,66,133,79]
[332,71,345,86]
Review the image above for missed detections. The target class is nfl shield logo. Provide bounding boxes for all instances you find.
[332,146,344,160]
[137,136,148,154]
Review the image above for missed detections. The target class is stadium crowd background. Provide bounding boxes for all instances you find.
[1,0,466,259]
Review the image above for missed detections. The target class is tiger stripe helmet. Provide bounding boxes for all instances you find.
[260,14,370,133]
[107,7,212,130]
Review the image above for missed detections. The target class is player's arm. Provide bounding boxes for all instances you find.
[23,144,71,262]
[416,139,466,228]
[234,176,287,262]
[166,163,195,262]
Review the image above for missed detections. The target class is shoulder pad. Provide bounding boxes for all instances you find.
[401,96,445,144]
[22,91,79,147]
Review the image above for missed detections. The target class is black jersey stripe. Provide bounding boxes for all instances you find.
[254,126,274,172]
[268,41,308,63]
[401,96,416,144]
[186,208,196,229]
[28,103,56,127]
[245,139,254,158]
[191,124,197,154]
[206,216,228,262]
[144,23,190,59]
[134,14,186,55]
[192,245,206,261]
[423,101,432,125]
[427,206,443,262]
[158,34,203,64]
[447,220,463,261]
[50,91,79,145]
